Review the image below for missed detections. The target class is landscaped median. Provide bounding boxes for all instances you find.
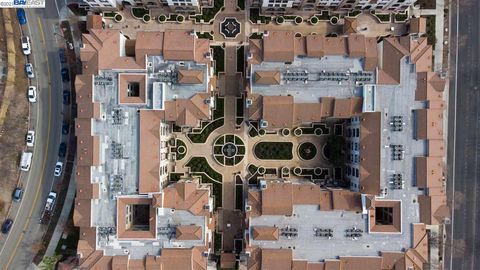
[186,157,223,209]
[253,142,293,160]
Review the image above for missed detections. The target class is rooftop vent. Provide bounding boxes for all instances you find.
[246,99,253,108]
[260,120,268,129]
[259,180,267,190]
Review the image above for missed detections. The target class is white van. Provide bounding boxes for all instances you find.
[20,152,33,171]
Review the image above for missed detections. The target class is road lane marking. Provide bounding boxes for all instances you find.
[4,17,52,270]
[449,0,459,269]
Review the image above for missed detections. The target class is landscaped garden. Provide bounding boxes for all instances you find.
[213,134,245,166]
[425,15,436,48]
[131,7,149,19]
[193,0,224,23]
[186,157,223,208]
[254,142,293,160]
[212,46,225,75]
[249,8,271,24]
[298,142,317,160]
[323,135,347,166]
[175,139,187,160]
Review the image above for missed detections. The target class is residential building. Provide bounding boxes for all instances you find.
[74,28,216,268]
[243,27,448,268]
[81,0,212,13]
[252,0,414,15]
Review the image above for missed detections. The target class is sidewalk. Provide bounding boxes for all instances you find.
[44,170,76,257]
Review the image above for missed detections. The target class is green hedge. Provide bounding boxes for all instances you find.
[254,142,293,160]
[212,46,225,75]
[193,0,224,23]
[132,7,149,19]
[188,118,224,143]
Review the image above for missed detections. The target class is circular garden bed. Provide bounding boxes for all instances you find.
[298,142,317,160]
[254,142,293,160]
[213,134,245,166]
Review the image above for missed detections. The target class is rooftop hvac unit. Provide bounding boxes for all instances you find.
[147,62,153,68]
[245,205,252,212]
[263,30,269,37]
[260,120,268,128]
[259,180,267,190]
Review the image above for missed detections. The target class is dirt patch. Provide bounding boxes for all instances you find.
[0,9,30,219]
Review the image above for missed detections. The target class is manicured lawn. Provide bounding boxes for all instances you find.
[248,127,259,137]
[298,142,317,160]
[248,164,258,174]
[324,135,346,166]
[316,11,331,21]
[374,13,391,22]
[249,32,263,39]
[193,0,224,23]
[425,15,436,48]
[249,8,271,24]
[394,12,408,22]
[237,46,245,74]
[175,139,187,160]
[132,7,149,19]
[212,46,225,75]
[214,95,224,119]
[254,142,293,160]
[188,118,224,143]
[235,185,243,211]
[169,172,184,182]
[196,31,214,40]
[186,157,222,182]
[237,0,245,10]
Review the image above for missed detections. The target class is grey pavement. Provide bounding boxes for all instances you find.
[445,0,480,269]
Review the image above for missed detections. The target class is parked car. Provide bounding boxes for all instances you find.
[26,130,35,147]
[1,219,13,234]
[54,161,63,177]
[16,8,26,25]
[58,142,66,158]
[28,86,36,103]
[25,63,34,79]
[62,122,69,135]
[62,90,70,105]
[21,36,31,55]
[58,48,66,63]
[12,188,23,202]
[61,68,70,82]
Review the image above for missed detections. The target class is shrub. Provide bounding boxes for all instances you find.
[298,142,317,160]
[158,14,167,23]
[276,16,285,24]
[114,13,123,23]
[310,16,318,25]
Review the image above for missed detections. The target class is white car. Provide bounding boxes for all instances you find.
[25,63,34,79]
[54,162,63,177]
[26,131,35,147]
[28,86,36,103]
[21,36,31,55]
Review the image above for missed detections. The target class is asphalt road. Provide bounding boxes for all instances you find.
[0,2,69,269]
[445,0,480,269]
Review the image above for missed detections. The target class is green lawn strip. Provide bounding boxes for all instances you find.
[212,46,225,75]
[373,12,391,22]
[214,232,222,253]
[425,15,436,48]
[235,185,243,211]
[186,157,223,208]
[169,172,184,182]
[103,12,116,18]
[315,11,331,21]
[348,10,361,17]
[254,142,293,160]
[132,7,149,19]
[248,164,258,174]
[394,12,408,22]
[237,46,245,74]
[193,0,224,23]
[187,118,224,143]
[248,127,259,137]
[214,95,225,119]
[237,0,245,10]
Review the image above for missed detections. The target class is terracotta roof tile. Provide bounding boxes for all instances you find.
[252,226,279,241]
[359,112,382,195]
[176,225,203,240]
[178,69,205,84]
[254,70,281,85]
[263,31,295,62]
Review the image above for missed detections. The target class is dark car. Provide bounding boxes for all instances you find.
[58,142,66,158]
[12,187,23,202]
[1,219,13,234]
[61,68,70,82]
[58,48,66,63]
[16,9,26,25]
[62,122,69,135]
[63,90,70,105]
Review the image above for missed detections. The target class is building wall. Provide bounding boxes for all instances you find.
[159,121,171,189]
[346,117,360,191]
[259,0,414,14]
[82,0,117,9]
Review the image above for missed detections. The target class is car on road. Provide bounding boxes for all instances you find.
[12,187,23,202]
[63,90,70,105]
[25,63,34,79]
[26,130,35,147]
[58,48,66,63]
[1,219,13,234]
[61,68,70,82]
[21,36,31,55]
[62,122,69,135]
[16,8,26,25]
[58,142,66,158]
[28,86,36,103]
[54,161,63,177]
[20,152,32,171]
